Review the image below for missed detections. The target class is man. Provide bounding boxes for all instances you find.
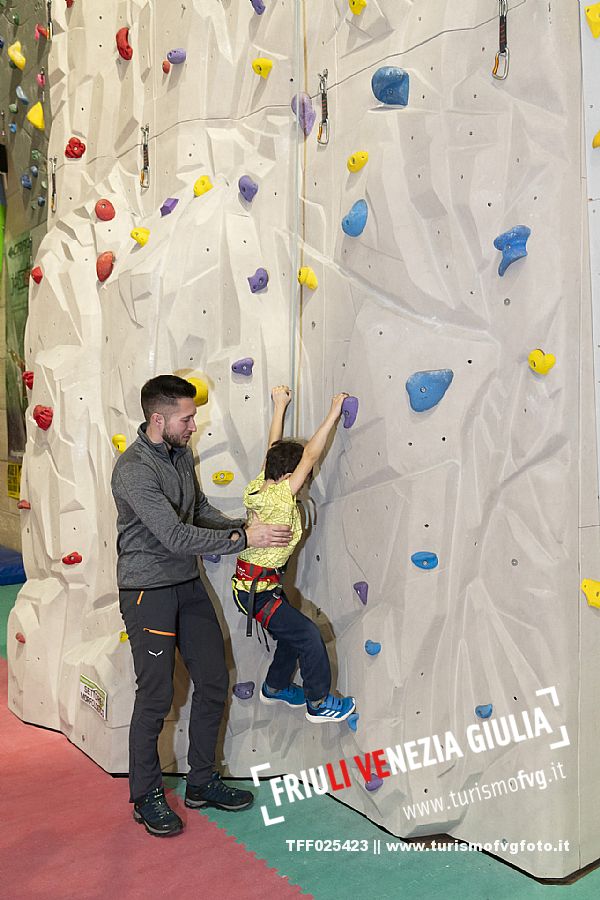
[111,374,292,837]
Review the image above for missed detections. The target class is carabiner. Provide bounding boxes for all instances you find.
[140,124,150,188]
[317,69,329,145]
[492,0,509,81]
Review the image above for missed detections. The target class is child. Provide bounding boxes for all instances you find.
[232,385,356,723]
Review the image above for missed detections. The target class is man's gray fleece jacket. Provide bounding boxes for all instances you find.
[111,423,247,589]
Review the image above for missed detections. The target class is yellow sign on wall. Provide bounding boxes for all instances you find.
[7,463,22,500]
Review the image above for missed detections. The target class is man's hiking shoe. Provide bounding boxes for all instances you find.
[260,681,305,707]
[185,772,254,811]
[133,786,183,836]
[305,693,356,723]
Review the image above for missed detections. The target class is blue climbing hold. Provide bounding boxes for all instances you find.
[347,713,359,732]
[30,165,39,177]
[238,175,259,202]
[9,123,17,134]
[365,640,381,656]
[233,681,255,699]
[20,174,32,190]
[37,196,46,207]
[365,776,384,792]
[203,554,221,563]
[371,67,410,106]
[232,357,254,376]
[342,395,358,428]
[406,369,454,412]
[342,199,368,237]
[353,581,368,605]
[16,85,29,105]
[476,704,493,719]
[411,551,439,570]
[493,225,531,276]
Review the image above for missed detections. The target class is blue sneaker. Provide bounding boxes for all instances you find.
[305,693,356,723]
[260,681,306,707]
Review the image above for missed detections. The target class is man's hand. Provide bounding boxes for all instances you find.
[245,521,292,548]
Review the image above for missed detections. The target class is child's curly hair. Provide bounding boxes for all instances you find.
[265,439,305,481]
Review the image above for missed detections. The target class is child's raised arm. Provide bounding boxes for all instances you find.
[288,392,348,495]
[267,385,292,451]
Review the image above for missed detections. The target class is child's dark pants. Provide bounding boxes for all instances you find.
[233,585,331,702]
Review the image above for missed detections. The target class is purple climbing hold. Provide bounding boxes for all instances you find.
[250,0,266,13]
[239,175,259,202]
[291,93,316,137]
[203,554,221,563]
[248,267,269,293]
[160,197,179,216]
[167,48,187,64]
[232,357,254,376]
[353,581,368,605]
[365,640,381,656]
[365,776,384,793]
[347,713,359,732]
[233,681,255,700]
[21,173,32,190]
[342,396,359,429]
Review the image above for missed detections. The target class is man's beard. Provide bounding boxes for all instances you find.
[162,427,187,448]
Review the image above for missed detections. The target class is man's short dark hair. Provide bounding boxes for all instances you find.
[140,375,196,422]
[265,439,305,481]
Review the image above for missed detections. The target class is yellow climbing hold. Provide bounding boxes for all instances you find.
[581,579,600,609]
[593,130,600,149]
[347,151,369,173]
[252,58,273,78]
[187,377,209,406]
[26,102,45,131]
[119,630,129,642]
[193,176,213,196]
[131,227,150,246]
[212,470,234,484]
[528,349,556,375]
[586,4,600,39]
[348,0,367,14]
[8,40,26,70]
[298,267,318,290]
[112,434,127,453]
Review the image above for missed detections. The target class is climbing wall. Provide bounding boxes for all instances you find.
[0,0,51,550]
[6,0,599,880]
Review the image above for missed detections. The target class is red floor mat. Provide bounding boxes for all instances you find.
[0,660,309,900]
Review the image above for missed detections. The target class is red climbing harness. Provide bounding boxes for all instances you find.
[235,558,284,637]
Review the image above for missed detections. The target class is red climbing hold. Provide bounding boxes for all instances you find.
[31,266,43,284]
[66,0,74,7]
[116,27,133,60]
[96,251,115,282]
[17,500,31,510]
[95,199,115,221]
[33,405,53,430]
[22,371,34,389]
[15,632,26,644]
[62,552,83,565]
[162,59,171,74]
[35,24,49,41]
[65,137,86,159]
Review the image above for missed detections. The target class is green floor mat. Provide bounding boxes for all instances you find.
[0,583,23,659]
[169,776,600,900]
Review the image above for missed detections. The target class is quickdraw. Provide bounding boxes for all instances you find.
[140,124,150,188]
[492,0,509,80]
[49,155,57,213]
[46,0,53,42]
[317,69,329,145]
